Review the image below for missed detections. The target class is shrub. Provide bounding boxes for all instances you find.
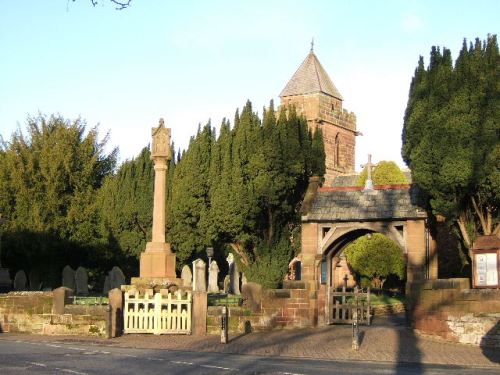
[357,160,408,186]
[344,233,405,288]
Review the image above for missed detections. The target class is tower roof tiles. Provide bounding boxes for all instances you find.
[280,50,343,100]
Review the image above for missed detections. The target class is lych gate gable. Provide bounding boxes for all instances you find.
[319,222,406,256]
[300,183,437,285]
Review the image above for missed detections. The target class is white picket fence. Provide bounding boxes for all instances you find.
[124,289,192,335]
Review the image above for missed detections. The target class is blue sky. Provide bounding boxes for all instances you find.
[0,0,498,168]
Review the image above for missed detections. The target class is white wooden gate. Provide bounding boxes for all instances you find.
[124,289,192,335]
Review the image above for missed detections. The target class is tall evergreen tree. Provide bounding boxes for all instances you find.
[402,35,499,259]
[168,123,214,265]
[98,147,154,259]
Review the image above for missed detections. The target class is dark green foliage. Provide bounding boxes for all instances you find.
[0,114,117,286]
[0,100,325,289]
[168,123,215,265]
[402,35,499,253]
[168,100,325,280]
[344,233,406,289]
[98,147,154,258]
[357,160,408,186]
[242,230,294,289]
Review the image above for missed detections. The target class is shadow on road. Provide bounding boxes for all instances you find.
[481,321,500,364]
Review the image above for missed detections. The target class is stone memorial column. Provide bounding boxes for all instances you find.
[140,119,177,280]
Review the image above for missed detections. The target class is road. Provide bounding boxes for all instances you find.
[0,338,498,375]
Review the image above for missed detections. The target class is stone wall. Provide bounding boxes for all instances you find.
[207,306,262,334]
[0,291,107,336]
[261,286,313,328]
[207,282,315,333]
[407,278,500,347]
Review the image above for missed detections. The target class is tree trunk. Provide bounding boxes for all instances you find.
[457,214,472,251]
[471,196,489,234]
[229,243,249,266]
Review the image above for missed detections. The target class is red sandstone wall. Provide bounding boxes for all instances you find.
[407,279,500,347]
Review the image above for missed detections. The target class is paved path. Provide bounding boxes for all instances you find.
[0,315,498,370]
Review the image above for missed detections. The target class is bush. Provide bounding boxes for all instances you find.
[242,234,293,289]
[357,160,408,186]
[344,233,405,288]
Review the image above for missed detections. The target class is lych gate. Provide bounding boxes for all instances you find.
[299,179,438,326]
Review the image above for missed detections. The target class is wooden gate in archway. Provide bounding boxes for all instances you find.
[328,285,371,325]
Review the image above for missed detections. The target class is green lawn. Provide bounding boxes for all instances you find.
[344,294,405,306]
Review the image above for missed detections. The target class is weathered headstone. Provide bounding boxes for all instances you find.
[110,266,125,290]
[13,270,27,291]
[29,269,41,291]
[181,265,192,288]
[208,261,219,293]
[223,275,230,293]
[241,273,248,286]
[103,275,111,295]
[75,266,89,296]
[227,253,240,295]
[192,259,206,292]
[62,265,76,290]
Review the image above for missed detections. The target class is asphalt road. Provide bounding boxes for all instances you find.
[0,338,498,375]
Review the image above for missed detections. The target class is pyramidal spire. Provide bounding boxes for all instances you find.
[280,44,343,100]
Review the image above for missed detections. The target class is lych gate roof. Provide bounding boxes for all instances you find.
[303,186,427,222]
[280,50,343,100]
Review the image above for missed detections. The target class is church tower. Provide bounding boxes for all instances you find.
[280,46,358,184]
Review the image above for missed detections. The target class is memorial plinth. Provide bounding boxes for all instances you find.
[136,119,179,285]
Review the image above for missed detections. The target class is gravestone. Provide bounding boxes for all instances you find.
[110,266,125,290]
[75,266,89,296]
[227,253,240,295]
[241,273,248,286]
[181,265,192,288]
[223,275,230,293]
[13,270,27,291]
[103,275,111,295]
[29,269,41,291]
[62,265,76,290]
[208,261,219,293]
[192,259,206,292]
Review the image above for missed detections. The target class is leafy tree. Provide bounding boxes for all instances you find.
[0,114,117,285]
[402,35,499,255]
[344,233,405,288]
[357,160,408,186]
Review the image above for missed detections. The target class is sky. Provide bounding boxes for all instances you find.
[0,0,498,169]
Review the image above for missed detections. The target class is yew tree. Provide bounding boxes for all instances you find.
[402,35,499,256]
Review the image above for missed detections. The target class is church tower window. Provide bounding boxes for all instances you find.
[335,134,340,167]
